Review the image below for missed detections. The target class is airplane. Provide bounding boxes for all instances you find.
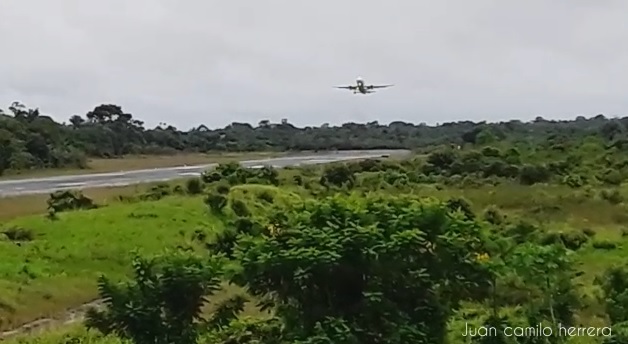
[334,77,394,94]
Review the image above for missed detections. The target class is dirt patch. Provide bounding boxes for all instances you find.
[0,299,104,340]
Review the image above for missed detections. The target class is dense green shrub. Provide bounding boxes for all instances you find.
[601,189,624,204]
[483,205,504,225]
[319,163,355,188]
[593,240,619,250]
[139,183,172,201]
[205,193,227,214]
[185,178,203,195]
[519,164,551,185]
[539,230,589,251]
[46,190,97,213]
[230,199,251,217]
[232,193,492,344]
[201,171,222,183]
[1,226,35,242]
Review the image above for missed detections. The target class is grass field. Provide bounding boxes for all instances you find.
[0,152,283,181]
[0,196,216,331]
[0,184,147,221]
[2,179,628,334]
[3,157,628,342]
[3,325,125,344]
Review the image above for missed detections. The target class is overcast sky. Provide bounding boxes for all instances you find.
[1,0,628,129]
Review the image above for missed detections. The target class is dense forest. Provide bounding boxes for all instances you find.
[1,100,627,175]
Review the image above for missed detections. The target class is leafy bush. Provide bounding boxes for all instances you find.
[1,226,35,242]
[425,150,458,171]
[519,164,551,185]
[319,163,355,188]
[232,217,262,236]
[139,183,172,201]
[445,197,475,220]
[599,169,624,186]
[595,265,628,324]
[581,228,596,237]
[207,228,239,258]
[505,221,539,244]
[231,193,492,344]
[201,171,222,183]
[47,190,97,213]
[601,189,624,204]
[205,193,227,214]
[85,252,228,344]
[257,190,274,203]
[603,322,628,344]
[256,166,279,186]
[483,206,504,225]
[185,178,203,195]
[593,240,618,250]
[215,183,231,195]
[562,174,585,188]
[230,199,251,217]
[481,146,501,157]
[540,230,589,251]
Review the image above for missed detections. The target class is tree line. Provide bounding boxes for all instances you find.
[1,100,626,175]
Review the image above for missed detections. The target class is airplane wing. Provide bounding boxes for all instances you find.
[367,84,393,89]
[334,85,357,90]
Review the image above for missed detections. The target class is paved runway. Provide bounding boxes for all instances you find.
[0,150,410,197]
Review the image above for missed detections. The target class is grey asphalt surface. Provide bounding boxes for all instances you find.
[0,150,410,197]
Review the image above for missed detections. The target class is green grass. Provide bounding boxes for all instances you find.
[2,324,127,344]
[4,177,628,341]
[225,184,305,217]
[0,183,154,221]
[0,196,217,331]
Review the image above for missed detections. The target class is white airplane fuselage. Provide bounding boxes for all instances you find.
[334,77,391,94]
[355,78,370,94]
